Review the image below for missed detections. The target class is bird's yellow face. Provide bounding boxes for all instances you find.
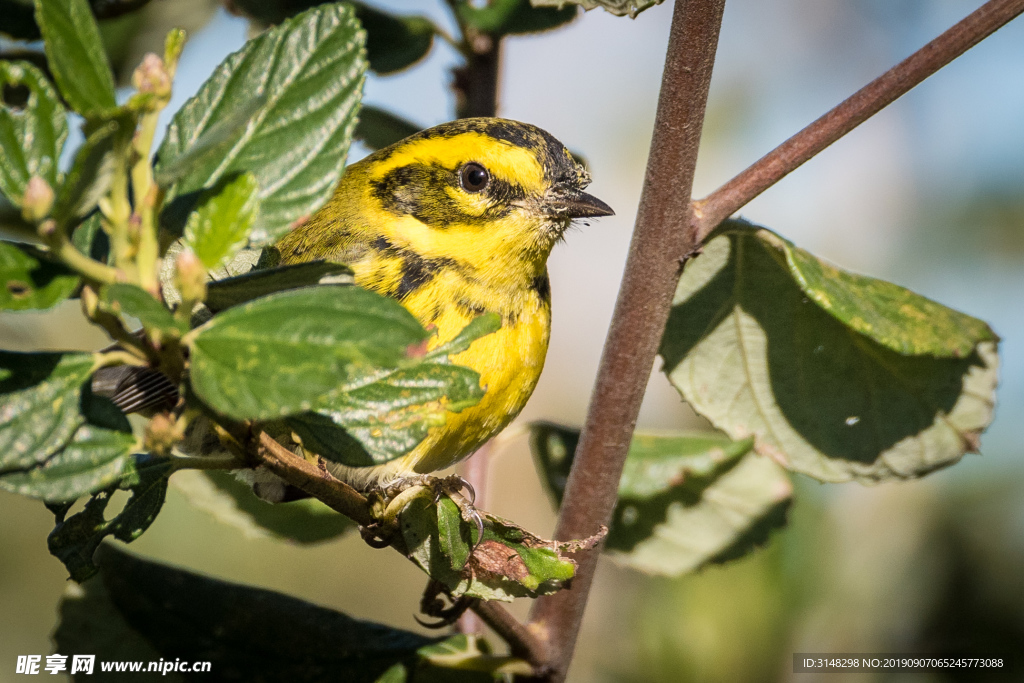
[278,118,613,294]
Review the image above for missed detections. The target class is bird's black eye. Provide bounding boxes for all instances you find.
[459,162,490,193]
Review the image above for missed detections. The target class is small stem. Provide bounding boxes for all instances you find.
[170,453,243,470]
[470,599,549,672]
[95,349,148,368]
[694,0,1024,241]
[255,432,374,527]
[50,230,122,285]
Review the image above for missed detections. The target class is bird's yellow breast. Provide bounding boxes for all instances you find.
[350,253,551,478]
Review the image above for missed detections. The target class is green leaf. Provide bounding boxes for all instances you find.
[99,283,186,337]
[458,0,577,35]
[172,469,353,543]
[425,313,502,360]
[0,241,78,310]
[288,362,484,467]
[58,544,441,679]
[182,173,260,272]
[419,634,532,677]
[354,105,420,151]
[0,60,68,205]
[399,492,594,602]
[0,351,96,472]
[152,95,267,190]
[187,285,428,420]
[437,497,472,571]
[351,2,434,75]
[156,3,367,244]
[758,229,996,357]
[530,0,661,17]
[51,119,123,227]
[34,0,118,117]
[0,416,137,502]
[530,423,791,575]
[47,458,172,581]
[204,260,353,313]
[660,221,1000,483]
[71,211,110,263]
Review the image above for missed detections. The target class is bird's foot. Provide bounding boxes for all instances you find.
[415,579,474,629]
[381,474,485,550]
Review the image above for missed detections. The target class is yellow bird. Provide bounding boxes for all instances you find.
[273,117,613,490]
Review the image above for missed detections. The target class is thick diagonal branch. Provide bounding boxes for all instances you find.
[694,0,1024,241]
[525,1,727,680]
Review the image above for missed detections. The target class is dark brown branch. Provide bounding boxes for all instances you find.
[256,433,547,669]
[694,0,1024,241]
[471,599,550,673]
[255,432,373,527]
[453,28,501,119]
[525,1,726,680]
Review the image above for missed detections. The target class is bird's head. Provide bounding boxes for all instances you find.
[344,117,613,276]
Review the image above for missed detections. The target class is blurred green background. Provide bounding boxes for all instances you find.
[2,0,1023,681]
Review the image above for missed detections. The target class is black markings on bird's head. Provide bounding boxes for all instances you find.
[371,160,526,228]
[368,118,588,229]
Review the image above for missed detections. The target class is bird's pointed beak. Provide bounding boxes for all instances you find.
[544,187,615,219]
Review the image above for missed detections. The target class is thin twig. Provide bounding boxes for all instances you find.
[471,599,549,673]
[254,432,373,527]
[693,0,1024,241]
[525,1,726,680]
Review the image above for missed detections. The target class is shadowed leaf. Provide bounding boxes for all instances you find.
[660,221,999,483]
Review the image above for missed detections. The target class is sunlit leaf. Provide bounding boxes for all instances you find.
[100,283,186,337]
[0,241,78,311]
[0,60,67,205]
[34,0,118,117]
[182,173,260,272]
[156,3,366,244]
[530,423,789,575]
[660,221,999,483]
[0,351,95,472]
[187,285,427,420]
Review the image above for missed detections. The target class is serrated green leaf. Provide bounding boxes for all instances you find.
[286,356,485,467]
[34,0,118,117]
[204,260,353,313]
[172,469,353,543]
[0,351,95,472]
[0,241,78,310]
[182,173,260,272]
[100,282,186,337]
[152,94,267,190]
[187,285,428,420]
[400,493,586,602]
[354,105,420,151]
[660,221,1000,483]
[156,3,367,244]
[757,229,996,357]
[0,419,137,502]
[531,0,661,17]
[530,423,790,575]
[0,60,68,205]
[458,0,577,35]
[51,119,123,227]
[47,458,171,582]
[58,544,438,678]
[351,2,434,75]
